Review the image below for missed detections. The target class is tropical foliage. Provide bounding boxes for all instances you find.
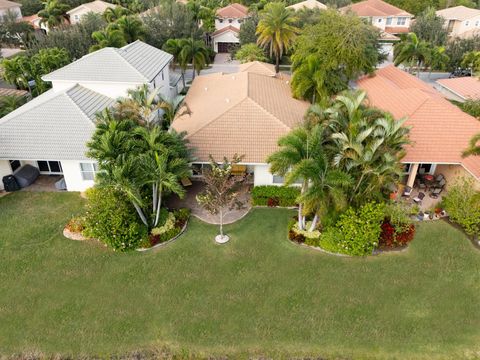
[393,32,430,74]
[256,2,298,73]
[164,37,211,80]
[38,0,70,29]
[89,23,127,51]
[235,43,268,63]
[0,95,28,117]
[291,10,381,101]
[410,7,448,46]
[0,10,33,48]
[463,133,480,157]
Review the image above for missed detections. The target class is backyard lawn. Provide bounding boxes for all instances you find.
[0,192,479,359]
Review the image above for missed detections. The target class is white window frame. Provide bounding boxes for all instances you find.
[397,17,406,26]
[37,160,63,175]
[465,20,470,26]
[386,17,392,25]
[80,162,98,181]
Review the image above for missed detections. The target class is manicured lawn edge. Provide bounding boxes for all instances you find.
[136,218,189,252]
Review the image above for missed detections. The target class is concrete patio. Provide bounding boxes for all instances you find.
[21,175,63,192]
[166,180,252,224]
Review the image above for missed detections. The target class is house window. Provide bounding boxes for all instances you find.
[419,163,432,174]
[161,71,164,81]
[219,19,223,23]
[74,15,79,20]
[476,20,479,26]
[9,160,21,172]
[397,17,406,25]
[191,163,211,176]
[238,19,243,24]
[386,17,392,25]
[37,160,62,174]
[272,175,284,184]
[80,162,98,181]
[228,18,233,23]
[465,20,470,26]
[378,18,382,23]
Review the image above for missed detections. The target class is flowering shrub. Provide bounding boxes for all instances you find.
[147,208,190,247]
[83,187,147,251]
[319,202,385,256]
[379,221,416,247]
[252,186,300,207]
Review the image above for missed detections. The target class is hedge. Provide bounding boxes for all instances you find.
[251,185,300,207]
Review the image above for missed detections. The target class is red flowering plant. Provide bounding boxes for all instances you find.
[380,202,416,248]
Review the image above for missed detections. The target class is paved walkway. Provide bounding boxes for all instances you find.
[166,181,252,224]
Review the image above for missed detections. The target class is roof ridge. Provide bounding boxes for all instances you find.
[247,96,292,131]
[63,85,101,126]
[113,46,149,82]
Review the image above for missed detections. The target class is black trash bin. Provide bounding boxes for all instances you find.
[2,175,20,192]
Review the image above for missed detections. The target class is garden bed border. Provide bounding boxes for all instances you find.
[136,218,189,252]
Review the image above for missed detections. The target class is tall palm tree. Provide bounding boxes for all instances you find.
[163,38,188,89]
[256,2,298,73]
[393,32,430,75]
[116,15,145,43]
[179,38,210,80]
[38,0,70,29]
[424,46,449,77]
[158,94,187,129]
[89,24,126,52]
[463,133,480,157]
[103,6,130,22]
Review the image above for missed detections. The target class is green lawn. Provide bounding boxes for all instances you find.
[0,192,479,359]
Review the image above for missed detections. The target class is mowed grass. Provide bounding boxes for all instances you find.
[0,192,479,359]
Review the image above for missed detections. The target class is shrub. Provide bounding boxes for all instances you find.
[319,202,385,256]
[460,99,480,119]
[83,187,148,251]
[65,217,85,233]
[443,177,480,237]
[252,186,300,207]
[379,221,416,248]
[146,208,190,247]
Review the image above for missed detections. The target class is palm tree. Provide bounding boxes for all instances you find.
[116,84,163,126]
[256,2,298,73]
[298,149,352,231]
[0,95,27,117]
[116,15,145,43]
[163,38,188,89]
[103,6,130,22]
[290,53,324,103]
[463,133,480,157]
[424,46,449,77]
[393,32,430,75]
[89,24,127,52]
[158,94,187,129]
[461,51,480,75]
[179,38,210,80]
[38,0,70,29]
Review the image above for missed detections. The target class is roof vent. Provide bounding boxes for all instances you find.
[204,87,208,91]
[232,75,235,80]
[285,80,289,84]
[226,98,230,103]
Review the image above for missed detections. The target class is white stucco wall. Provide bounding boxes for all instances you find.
[61,160,95,192]
[68,8,101,24]
[215,18,243,30]
[0,160,12,190]
[253,164,273,186]
[367,15,411,31]
[213,31,240,52]
[0,6,22,21]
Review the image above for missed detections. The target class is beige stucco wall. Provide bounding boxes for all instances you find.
[435,164,480,191]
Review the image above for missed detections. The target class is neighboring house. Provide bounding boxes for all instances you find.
[0,41,176,192]
[212,3,249,53]
[170,61,310,186]
[67,0,115,24]
[340,0,413,35]
[436,6,480,39]
[357,65,480,189]
[286,0,327,11]
[435,77,480,102]
[23,14,52,34]
[0,0,22,21]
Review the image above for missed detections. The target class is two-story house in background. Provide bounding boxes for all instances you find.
[211,3,250,53]
[67,0,115,24]
[436,6,480,39]
[0,41,176,192]
[340,0,412,35]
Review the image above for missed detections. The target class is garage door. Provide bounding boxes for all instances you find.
[217,42,235,53]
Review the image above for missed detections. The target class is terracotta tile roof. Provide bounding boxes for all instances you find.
[437,77,480,101]
[171,66,309,163]
[238,61,276,76]
[0,0,21,9]
[22,14,40,29]
[211,25,240,37]
[0,88,28,97]
[340,0,412,17]
[287,0,327,11]
[216,3,249,18]
[436,5,480,21]
[380,31,400,41]
[384,26,409,34]
[357,65,480,180]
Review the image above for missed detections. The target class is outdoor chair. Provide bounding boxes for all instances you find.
[429,187,443,198]
[402,186,412,197]
[417,177,426,190]
[435,178,446,188]
[435,174,445,183]
[413,192,426,204]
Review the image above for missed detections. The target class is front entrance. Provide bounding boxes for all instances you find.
[37,160,63,175]
[217,42,236,53]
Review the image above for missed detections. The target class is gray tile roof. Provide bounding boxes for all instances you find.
[0,85,114,160]
[43,41,173,84]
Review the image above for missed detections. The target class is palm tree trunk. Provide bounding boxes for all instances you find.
[181,70,186,90]
[154,186,162,227]
[275,54,280,74]
[309,213,319,232]
[133,202,148,227]
[219,209,223,237]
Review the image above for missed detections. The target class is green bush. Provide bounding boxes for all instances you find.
[319,202,385,256]
[83,187,148,251]
[252,186,300,207]
[460,99,480,119]
[443,177,480,237]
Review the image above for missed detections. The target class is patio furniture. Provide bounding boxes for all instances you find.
[435,178,446,188]
[429,187,443,198]
[413,192,425,204]
[231,164,247,176]
[402,186,412,197]
[417,177,426,190]
[181,177,192,187]
[434,174,445,183]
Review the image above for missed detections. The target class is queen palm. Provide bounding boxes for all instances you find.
[290,53,324,103]
[116,15,145,43]
[38,0,70,28]
[103,6,130,22]
[179,38,210,79]
[163,39,188,88]
[116,84,163,126]
[256,2,298,73]
[158,94,187,129]
[89,24,126,52]
[463,133,480,157]
[393,32,430,75]
[0,95,27,117]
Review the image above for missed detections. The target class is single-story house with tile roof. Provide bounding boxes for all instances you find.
[435,77,480,102]
[67,0,116,24]
[357,65,480,189]
[340,0,412,35]
[170,62,310,186]
[287,0,327,11]
[212,3,249,53]
[0,41,176,191]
